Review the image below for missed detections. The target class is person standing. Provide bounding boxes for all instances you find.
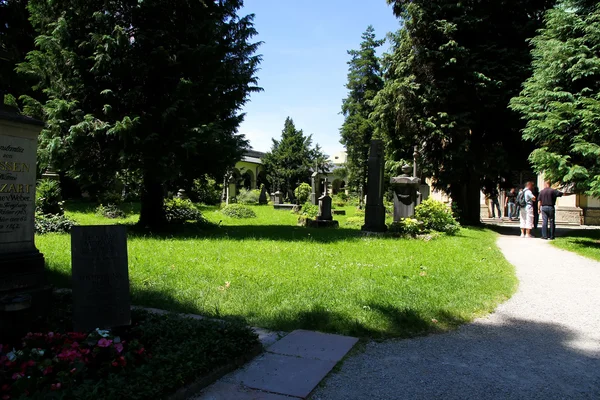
[538,181,574,240]
[518,182,536,238]
[505,188,517,220]
[487,186,502,219]
[532,185,540,229]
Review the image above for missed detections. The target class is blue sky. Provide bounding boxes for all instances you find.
[238,1,401,155]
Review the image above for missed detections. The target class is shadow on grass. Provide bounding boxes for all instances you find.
[45,266,464,339]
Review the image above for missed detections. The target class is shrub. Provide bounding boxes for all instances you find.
[300,202,318,219]
[95,204,126,219]
[164,198,204,224]
[191,177,222,205]
[344,216,364,227]
[333,193,347,207]
[415,199,460,235]
[35,179,64,215]
[221,204,257,219]
[35,212,76,234]
[294,183,311,204]
[237,188,260,205]
[389,218,423,237]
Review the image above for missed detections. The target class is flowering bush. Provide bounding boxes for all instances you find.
[415,199,460,235]
[389,218,424,237]
[0,328,147,399]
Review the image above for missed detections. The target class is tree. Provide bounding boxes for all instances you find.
[262,117,313,199]
[340,26,385,193]
[373,0,555,224]
[19,0,261,229]
[510,0,600,196]
[0,0,37,109]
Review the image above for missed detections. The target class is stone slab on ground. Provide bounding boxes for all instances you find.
[226,352,337,399]
[267,329,358,362]
[198,382,292,400]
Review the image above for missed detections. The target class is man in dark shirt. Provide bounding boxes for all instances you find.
[538,181,573,240]
[505,188,517,220]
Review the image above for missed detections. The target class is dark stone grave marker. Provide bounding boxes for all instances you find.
[71,225,131,332]
[362,140,387,232]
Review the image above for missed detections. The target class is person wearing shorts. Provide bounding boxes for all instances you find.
[519,181,536,238]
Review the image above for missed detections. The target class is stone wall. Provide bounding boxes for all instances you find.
[555,207,583,225]
[582,208,600,226]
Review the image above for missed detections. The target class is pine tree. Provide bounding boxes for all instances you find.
[262,117,314,199]
[340,26,385,193]
[19,0,261,229]
[373,0,555,224]
[511,0,600,196]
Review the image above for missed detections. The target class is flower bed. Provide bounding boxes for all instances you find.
[0,300,259,400]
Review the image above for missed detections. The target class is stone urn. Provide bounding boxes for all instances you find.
[390,165,421,222]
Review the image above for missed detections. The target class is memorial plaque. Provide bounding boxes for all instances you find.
[0,126,38,254]
[71,225,131,332]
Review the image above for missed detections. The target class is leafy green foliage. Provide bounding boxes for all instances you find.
[95,204,126,219]
[415,199,460,235]
[340,26,385,191]
[191,177,222,206]
[343,216,364,227]
[35,179,63,215]
[389,218,423,237]
[294,183,312,204]
[164,198,204,224]
[262,118,317,198]
[19,0,261,228]
[35,212,75,234]
[221,204,257,219]
[510,0,600,197]
[374,0,555,223]
[237,188,261,205]
[300,202,318,219]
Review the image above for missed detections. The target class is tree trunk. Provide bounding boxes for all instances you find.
[138,173,167,230]
[452,170,482,226]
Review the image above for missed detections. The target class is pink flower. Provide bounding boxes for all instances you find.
[71,342,79,348]
[50,383,61,391]
[114,343,124,353]
[11,373,22,380]
[70,368,77,374]
[79,348,90,355]
[43,366,53,376]
[111,361,118,367]
[47,332,54,338]
[97,338,113,348]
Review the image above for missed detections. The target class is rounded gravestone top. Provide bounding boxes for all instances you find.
[402,165,412,175]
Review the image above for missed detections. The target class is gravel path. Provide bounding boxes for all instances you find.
[312,235,600,400]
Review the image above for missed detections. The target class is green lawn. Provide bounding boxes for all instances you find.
[552,230,600,262]
[37,202,517,338]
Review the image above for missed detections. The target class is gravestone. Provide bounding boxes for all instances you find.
[273,191,283,205]
[317,194,333,221]
[362,140,387,232]
[226,176,237,205]
[258,185,268,205]
[71,225,131,332]
[310,172,319,206]
[390,165,421,222]
[0,108,49,342]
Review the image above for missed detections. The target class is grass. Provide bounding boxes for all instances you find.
[37,202,517,339]
[552,230,600,262]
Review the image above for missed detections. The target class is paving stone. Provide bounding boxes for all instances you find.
[267,330,358,362]
[228,352,337,399]
[196,382,292,400]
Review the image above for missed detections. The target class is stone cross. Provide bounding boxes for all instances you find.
[361,140,387,232]
[0,108,50,341]
[310,171,319,205]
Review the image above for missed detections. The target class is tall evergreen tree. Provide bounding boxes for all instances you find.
[0,0,36,108]
[340,26,385,192]
[511,0,600,196]
[373,0,555,224]
[19,0,261,228]
[262,117,313,199]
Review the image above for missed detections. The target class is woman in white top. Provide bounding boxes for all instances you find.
[519,181,536,238]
